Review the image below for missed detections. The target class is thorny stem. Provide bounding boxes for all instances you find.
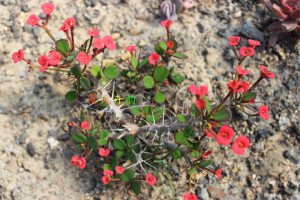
[85,148,93,159]
[243,75,263,97]
[210,91,233,116]
[87,36,93,54]
[71,28,75,51]
[238,56,246,66]
[233,45,239,60]
[43,26,56,43]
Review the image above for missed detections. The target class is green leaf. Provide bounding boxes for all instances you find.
[171,149,182,159]
[132,181,140,194]
[143,76,154,89]
[110,156,118,170]
[71,67,82,77]
[214,108,231,122]
[130,107,143,116]
[131,56,138,69]
[138,58,148,69]
[113,139,126,150]
[175,131,187,144]
[80,77,90,90]
[127,71,136,78]
[98,138,108,145]
[190,151,200,157]
[160,42,167,51]
[103,65,119,79]
[203,96,211,114]
[185,126,194,138]
[65,91,78,101]
[153,106,164,115]
[145,115,159,123]
[55,39,70,54]
[171,39,178,51]
[90,128,99,136]
[75,143,84,150]
[144,105,152,114]
[155,46,164,55]
[103,164,112,170]
[119,169,135,182]
[173,52,186,59]
[188,167,197,174]
[99,130,109,138]
[191,104,198,117]
[243,92,257,101]
[171,73,184,84]
[71,133,87,143]
[124,135,134,146]
[198,160,214,168]
[80,110,85,122]
[116,150,125,158]
[185,140,193,148]
[88,136,98,150]
[91,65,101,77]
[154,66,169,82]
[193,143,201,150]
[66,51,79,62]
[177,114,186,122]
[132,144,140,153]
[154,92,165,103]
[128,150,136,163]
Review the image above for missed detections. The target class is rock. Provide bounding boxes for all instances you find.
[21,5,29,12]
[233,11,241,18]
[103,59,116,66]
[138,40,146,47]
[205,47,222,67]
[89,0,98,7]
[57,134,69,141]
[241,19,264,41]
[283,150,291,159]
[121,52,131,61]
[197,188,209,200]
[38,13,47,20]
[0,105,8,114]
[33,27,40,38]
[11,24,19,33]
[26,142,35,157]
[84,8,102,24]
[47,137,59,149]
[16,133,26,145]
[197,22,204,33]
[279,114,291,131]
[112,33,121,40]
[208,187,227,199]
[99,0,107,5]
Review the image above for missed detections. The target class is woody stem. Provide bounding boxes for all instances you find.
[210,91,233,116]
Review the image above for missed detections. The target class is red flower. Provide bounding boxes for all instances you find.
[167,41,174,49]
[228,36,240,46]
[38,55,49,72]
[81,121,90,130]
[195,98,206,109]
[48,51,61,66]
[239,46,254,56]
[248,39,260,48]
[12,49,24,63]
[260,65,274,79]
[189,85,208,96]
[93,38,104,49]
[69,121,78,126]
[64,18,76,29]
[247,98,254,104]
[126,45,136,53]
[238,81,249,92]
[88,29,100,37]
[103,35,116,50]
[103,170,113,177]
[236,66,249,76]
[167,49,173,55]
[148,52,160,65]
[41,3,54,15]
[228,80,241,93]
[146,173,157,185]
[99,148,110,157]
[202,150,212,159]
[161,20,173,29]
[59,24,69,32]
[216,125,234,145]
[258,105,270,119]
[232,136,250,155]
[77,52,92,65]
[71,156,86,169]
[205,129,215,137]
[26,14,40,26]
[115,166,125,174]
[183,192,197,200]
[215,169,222,178]
[102,175,111,184]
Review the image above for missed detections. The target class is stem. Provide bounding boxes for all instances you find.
[188,175,192,192]
[233,45,239,61]
[71,28,75,51]
[210,91,233,116]
[46,14,50,25]
[46,68,69,72]
[243,76,263,97]
[238,56,246,66]
[82,65,87,73]
[85,148,93,159]
[87,36,93,54]
[43,26,56,42]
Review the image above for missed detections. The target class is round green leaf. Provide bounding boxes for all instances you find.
[124,135,134,146]
[155,46,164,55]
[198,160,214,168]
[98,138,108,145]
[65,91,78,101]
[110,156,118,170]
[132,181,140,194]
[80,77,91,90]
[190,151,200,157]
[213,109,231,122]
[173,52,186,59]
[132,144,140,153]
[70,67,82,77]
[243,92,257,101]
[154,92,165,103]
[119,169,135,182]
[128,150,137,163]
[103,65,119,79]
[131,56,138,69]
[55,39,70,54]
[177,114,186,122]
[71,133,87,143]
[171,73,184,84]
[91,65,101,77]
[113,139,126,150]
[154,66,169,82]
[116,150,125,158]
[103,164,112,170]
[171,149,182,159]
[138,58,148,69]
[159,42,167,51]
[99,130,109,138]
[130,107,143,116]
[188,167,197,174]
[153,106,164,115]
[144,105,152,114]
[88,136,98,150]
[145,115,159,123]
[144,76,154,89]
[175,131,187,144]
